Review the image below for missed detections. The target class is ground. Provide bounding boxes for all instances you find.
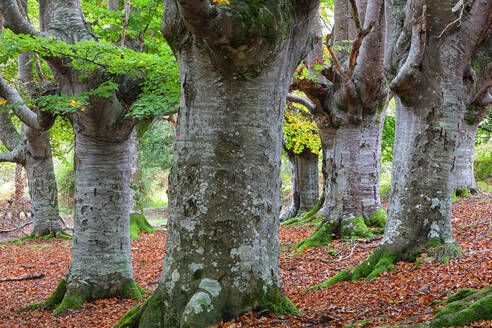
[0,194,490,327]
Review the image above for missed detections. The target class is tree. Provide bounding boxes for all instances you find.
[116,0,320,326]
[0,1,62,237]
[452,32,492,194]
[291,0,387,248]
[0,0,179,314]
[316,0,492,286]
[281,102,321,222]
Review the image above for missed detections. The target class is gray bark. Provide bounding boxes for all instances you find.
[381,0,492,255]
[128,128,141,215]
[452,122,479,192]
[0,0,143,306]
[281,148,319,221]
[292,0,387,240]
[132,0,319,326]
[18,50,62,236]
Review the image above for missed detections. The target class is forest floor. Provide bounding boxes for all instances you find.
[0,193,490,327]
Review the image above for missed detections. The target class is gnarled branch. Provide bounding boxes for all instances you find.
[0,0,44,37]
[287,93,318,114]
[0,75,41,130]
[389,5,427,93]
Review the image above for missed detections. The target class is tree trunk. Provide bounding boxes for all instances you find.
[280,148,319,221]
[323,111,386,238]
[46,131,141,314]
[13,164,25,203]
[452,121,479,193]
[128,128,141,215]
[23,126,62,236]
[126,1,319,326]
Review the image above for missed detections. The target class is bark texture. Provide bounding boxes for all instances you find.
[122,1,319,327]
[0,0,144,309]
[280,148,319,221]
[381,0,492,256]
[292,0,387,245]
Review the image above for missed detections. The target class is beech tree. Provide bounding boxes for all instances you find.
[316,0,492,286]
[452,31,492,194]
[290,0,387,247]
[0,1,62,237]
[0,0,179,314]
[116,0,320,326]
[280,102,321,222]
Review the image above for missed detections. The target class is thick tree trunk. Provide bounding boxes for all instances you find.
[126,1,318,326]
[324,111,385,237]
[24,126,62,236]
[382,97,456,255]
[452,122,479,193]
[13,164,24,203]
[281,148,319,221]
[46,131,141,314]
[316,116,335,218]
[128,128,141,215]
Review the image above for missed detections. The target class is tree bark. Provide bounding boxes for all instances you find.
[124,0,319,326]
[45,131,141,314]
[128,128,141,215]
[24,126,62,236]
[281,148,319,221]
[380,0,492,256]
[452,122,479,192]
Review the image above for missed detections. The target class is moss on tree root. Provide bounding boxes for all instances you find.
[43,278,146,315]
[294,220,335,252]
[130,213,154,239]
[115,298,150,328]
[251,285,300,316]
[7,231,72,243]
[409,286,492,327]
[367,208,387,228]
[282,197,324,226]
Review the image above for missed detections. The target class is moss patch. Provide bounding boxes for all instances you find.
[367,208,386,228]
[130,213,154,239]
[310,249,398,288]
[454,187,471,198]
[429,286,492,327]
[122,280,146,300]
[53,287,87,315]
[44,278,68,310]
[115,298,149,328]
[340,216,373,239]
[251,285,300,316]
[282,197,324,226]
[294,220,335,253]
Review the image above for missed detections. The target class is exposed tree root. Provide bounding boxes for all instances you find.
[7,231,72,243]
[41,278,147,315]
[409,286,492,327]
[130,213,154,239]
[311,241,462,289]
[282,197,324,226]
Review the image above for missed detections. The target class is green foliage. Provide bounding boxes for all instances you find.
[474,143,491,182]
[283,103,321,155]
[55,155,75,211]
[382,115,395,162]
[130,213,154,239]
[141,120,175,171]
[0,34,180,119]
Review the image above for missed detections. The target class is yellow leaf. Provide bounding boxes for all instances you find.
[213,0,230,5]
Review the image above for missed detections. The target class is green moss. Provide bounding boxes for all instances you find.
[53,287,86,315]
[477,181,492,193]
[431,293,492,327]
[367,208,387,228]
[255,285,300,315]
[452,190,458,203]
[400,96,412,107]
[115,298,149,328]
[282,197,324,226]
[454,187,471,198]
[122,280,145,300]
[311,249,398,288]
[332,119,341,129]
[335,102,347,112]
[340,216,373,239]
[18,302,45,312]
[447,289,477,303]
[309,270,352,289]
[44,278,67,310]
[426,238,443,249]
[130,213,154,239]
[294,220,335,252]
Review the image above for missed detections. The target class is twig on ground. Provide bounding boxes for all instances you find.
[0,273,44,282]
[0,221,32,233]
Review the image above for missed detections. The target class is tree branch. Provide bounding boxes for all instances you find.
[0,75,41,130]
[0,109,24,151]
[287,93,318,113]
[0,0,44,37]
[290,78,330,112]
[0,146,25,164]
[389,5,427,93]
[175,0,220,41]
[344,21,375,84]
